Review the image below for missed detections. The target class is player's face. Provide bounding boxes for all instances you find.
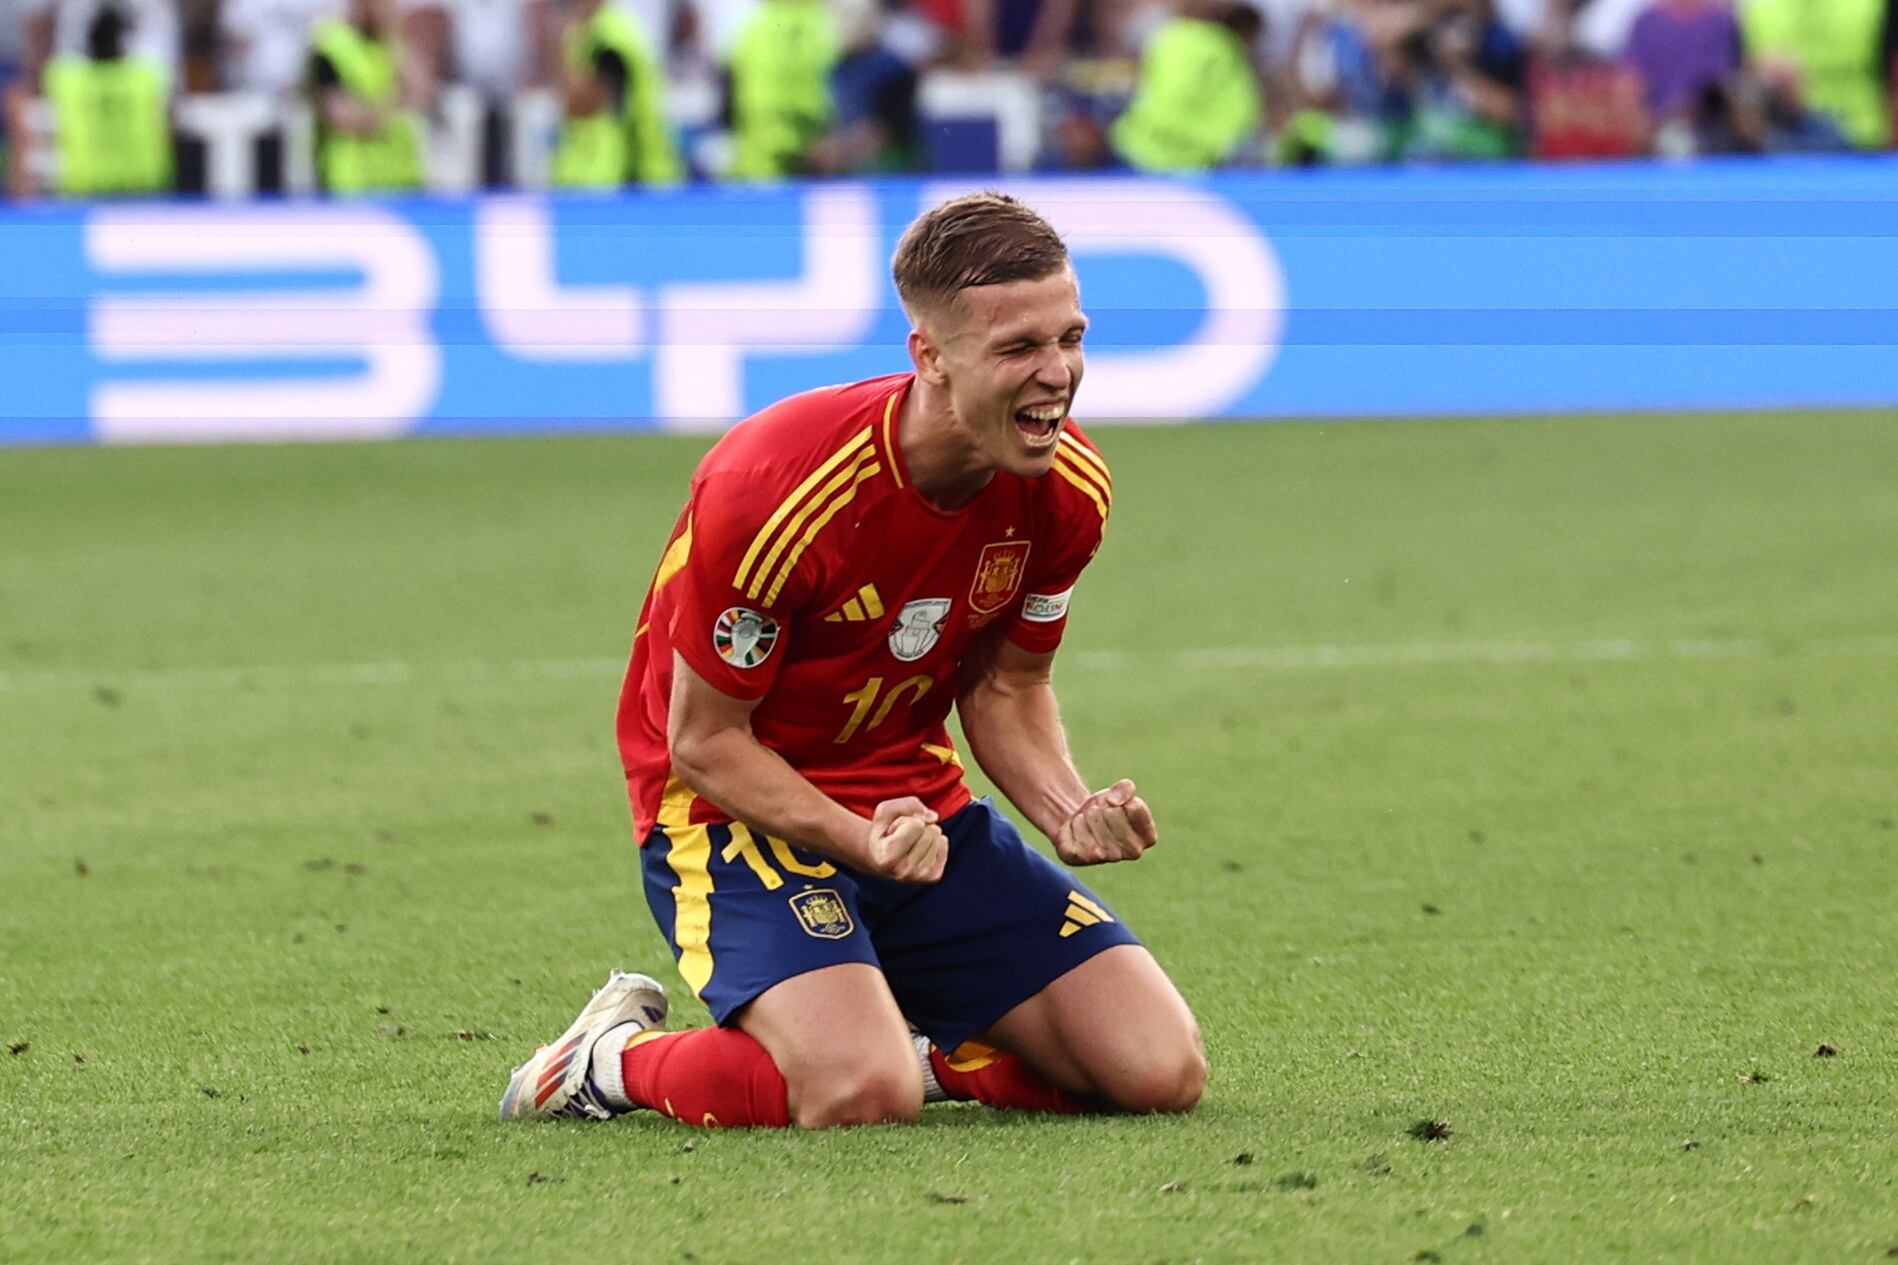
[934,269,1088,477]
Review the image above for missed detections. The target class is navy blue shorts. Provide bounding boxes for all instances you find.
[640,799,1141,1053]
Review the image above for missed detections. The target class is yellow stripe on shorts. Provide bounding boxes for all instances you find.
[657,771,716,1000]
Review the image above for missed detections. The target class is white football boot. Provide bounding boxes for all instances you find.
[499,970,668,1121]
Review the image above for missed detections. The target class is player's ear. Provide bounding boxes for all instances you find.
[908,326,947,386]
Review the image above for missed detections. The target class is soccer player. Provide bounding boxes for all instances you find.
[502,193,1206,1128]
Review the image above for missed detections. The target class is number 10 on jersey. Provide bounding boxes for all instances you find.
[835,675,933,744]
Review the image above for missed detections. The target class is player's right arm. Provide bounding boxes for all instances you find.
[668,653,949,881]
[667,654,948,884]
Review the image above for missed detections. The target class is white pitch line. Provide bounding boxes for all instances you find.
[3,637,1895,696]
[1173,638,1654,672]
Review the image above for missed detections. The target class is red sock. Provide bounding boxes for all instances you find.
[621,1028,791,1128]
[927,1041,1093,1115]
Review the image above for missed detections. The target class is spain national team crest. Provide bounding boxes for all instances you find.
[887,598,952,662]
[968,541,1031,616]
[789,888,854,939]
[712,607,780,669]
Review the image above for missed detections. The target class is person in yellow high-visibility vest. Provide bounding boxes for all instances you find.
[308,0,425,194]
[43,4,173,198]
[726,0,839,181]
[1739,0,1890,148]
[553,0,682,188]
[1110,1,1265,172]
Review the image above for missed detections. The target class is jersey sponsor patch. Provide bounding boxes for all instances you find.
[712,607,780,668]
[789,888,854,939]
[969,540,1031,616]
[1021,587,1074,623]
[887,597,951,662]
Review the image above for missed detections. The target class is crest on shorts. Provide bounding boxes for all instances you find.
[713,607,779,668]
[789,888,854,939]
[887,598,951,662]
[969,541,1031,616]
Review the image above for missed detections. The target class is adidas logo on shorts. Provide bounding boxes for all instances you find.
[1059,890,1115,938]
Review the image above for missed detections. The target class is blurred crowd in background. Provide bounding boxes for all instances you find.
[1,0,1894,200]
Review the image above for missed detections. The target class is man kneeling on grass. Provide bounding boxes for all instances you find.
[501,192,1205,1129]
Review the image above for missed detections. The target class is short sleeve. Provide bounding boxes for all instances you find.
[1007,439,1112,655]
[666,471,816,701]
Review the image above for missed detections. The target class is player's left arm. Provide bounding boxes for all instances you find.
[956,634,1158,866]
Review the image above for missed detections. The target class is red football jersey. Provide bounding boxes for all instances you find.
[616,372,1113,840]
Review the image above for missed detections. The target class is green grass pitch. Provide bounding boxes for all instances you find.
[3,411,1897,1264]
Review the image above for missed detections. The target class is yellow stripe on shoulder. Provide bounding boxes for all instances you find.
[1052,451,1110,522]
[878,392,904,489]
[652,514,693,593]
[1054,445,1112,506]
[747,445,878,603]
[761,459,882,606]
[733,427,875,594]
[1057,430,1112,487]
[1055,434,1112,505]
[633,515,694,644]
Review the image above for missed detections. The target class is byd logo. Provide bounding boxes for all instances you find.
[85,183,1286,444]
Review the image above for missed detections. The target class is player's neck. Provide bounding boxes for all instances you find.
[898,382,998,511]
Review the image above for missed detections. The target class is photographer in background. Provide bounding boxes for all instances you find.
[1110,1,1266,171]
[42,3,174,196]
[7,0,178,197]
[309,0,427,192]
[1373,0,1525,160]
[722,0,839,179]
[1276,0,1522,164]
[551,0,682,187]
[1738,0,1889,149]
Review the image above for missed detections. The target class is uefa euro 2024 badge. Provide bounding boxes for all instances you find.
[713,607,780,668]
[887,598,951,662]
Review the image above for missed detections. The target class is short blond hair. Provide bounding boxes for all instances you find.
[891,193,1069,319]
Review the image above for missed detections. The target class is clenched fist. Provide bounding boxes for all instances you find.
[1054,779,1157,866]
[859,796,949,883]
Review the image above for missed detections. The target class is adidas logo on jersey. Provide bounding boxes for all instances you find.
[824,584,885,623]
[1059,890,1115,938]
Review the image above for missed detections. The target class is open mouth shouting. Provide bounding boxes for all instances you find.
[1013,401,1066,451]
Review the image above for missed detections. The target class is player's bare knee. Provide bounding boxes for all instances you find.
[1105,1037,1207,1115]
[1111,1059,1204,1115]
[1170,1041,1210,1113]
[789,1060,923,1129]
